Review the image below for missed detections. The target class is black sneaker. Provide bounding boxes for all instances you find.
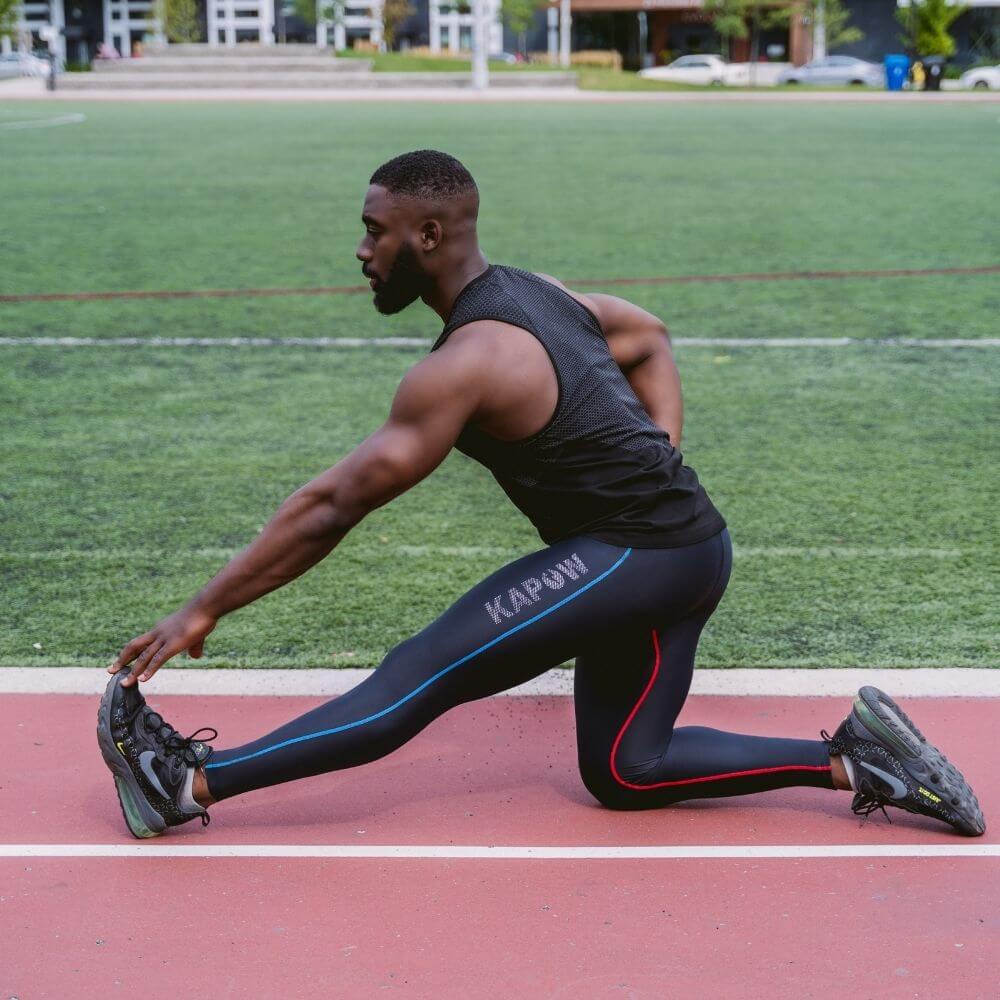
[97,671,217,838]
[824,686,985,837]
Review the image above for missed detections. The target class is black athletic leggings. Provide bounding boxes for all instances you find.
[204,528,834,804]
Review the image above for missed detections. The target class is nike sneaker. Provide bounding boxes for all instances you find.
[97,671,217,838]
[823,686,985,837]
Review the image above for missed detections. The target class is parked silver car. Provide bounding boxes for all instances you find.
[0,51,50,79]
[959,64,1000,90]
[778,55,884,87]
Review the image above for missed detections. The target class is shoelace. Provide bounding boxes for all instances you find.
[820,729,893,827]
[122,699,217,763]
[851,791,893,826]
[160,724,219,765]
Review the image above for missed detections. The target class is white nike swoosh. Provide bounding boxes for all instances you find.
[858,760,908,800]
[138,751,170,799]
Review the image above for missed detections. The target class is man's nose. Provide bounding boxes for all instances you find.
[356,243,371,262]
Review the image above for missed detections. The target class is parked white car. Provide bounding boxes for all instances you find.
[640,54,744,86]
[778,55,884,87]
[0,51,50,79]
[959,64,1000,89]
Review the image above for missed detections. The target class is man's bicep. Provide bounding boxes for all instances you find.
[333,357,479,515]
[587,292,669,339]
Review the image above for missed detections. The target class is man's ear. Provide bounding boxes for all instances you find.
[420,219,443,251]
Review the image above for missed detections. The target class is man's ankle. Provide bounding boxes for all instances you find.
[829,753,854,791]
[193,766,216,808]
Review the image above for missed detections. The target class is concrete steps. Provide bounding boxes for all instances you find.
[59,70,578,90]
[67,42,578,90]
[144,43,344,57]
[93,57,374,73]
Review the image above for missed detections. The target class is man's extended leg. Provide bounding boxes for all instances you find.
[202,534,663,802]
[103,531,672,834]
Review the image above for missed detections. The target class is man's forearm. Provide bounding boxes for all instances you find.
[187,488,359,620]
[628,342,683,448]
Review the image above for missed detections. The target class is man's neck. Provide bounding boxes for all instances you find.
[423,251,491,323]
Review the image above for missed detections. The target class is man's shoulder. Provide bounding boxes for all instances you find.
[439,317,536,352]
[531,272,605,330]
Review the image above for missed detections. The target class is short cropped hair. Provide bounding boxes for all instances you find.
[370,150,478,202]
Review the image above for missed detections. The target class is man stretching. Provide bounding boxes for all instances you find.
[99,150,984,838]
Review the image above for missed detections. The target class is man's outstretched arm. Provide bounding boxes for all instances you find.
[110,345,483,687]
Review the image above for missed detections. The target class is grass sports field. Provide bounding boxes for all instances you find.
[1,101,997,670]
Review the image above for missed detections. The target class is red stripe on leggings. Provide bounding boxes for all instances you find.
[609,629,832,791]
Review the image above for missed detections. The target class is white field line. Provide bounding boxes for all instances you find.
[0,545,968,560]
[0,336,430,348]
[1,843,997,860]
[0,112,86,131]
[0,336,997,349]
[3,667,999,697]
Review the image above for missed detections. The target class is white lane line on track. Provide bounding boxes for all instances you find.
[0,336,997,349]
[4,667,1000,697]
[1,843,997,859]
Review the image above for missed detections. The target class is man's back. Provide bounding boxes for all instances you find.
[429,265,725,548]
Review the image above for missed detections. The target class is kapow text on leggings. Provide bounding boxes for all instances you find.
[483,553,589,624]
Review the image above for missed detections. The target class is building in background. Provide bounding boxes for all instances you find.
[316,0,382,50]
[518,0,999,70]
[565,1,808,69]
[7,0,997,68]
[429,0,503,55]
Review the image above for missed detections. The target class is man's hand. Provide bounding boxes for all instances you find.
[108,606,218,687]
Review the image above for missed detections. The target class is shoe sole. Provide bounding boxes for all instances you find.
[96,674,167,838]
[852,686,985,837]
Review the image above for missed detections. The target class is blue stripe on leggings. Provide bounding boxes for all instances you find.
[206,547,633,771]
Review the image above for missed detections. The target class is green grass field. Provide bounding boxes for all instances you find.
[1,101,997,669]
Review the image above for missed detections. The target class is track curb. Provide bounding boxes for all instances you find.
[3,666,998,697]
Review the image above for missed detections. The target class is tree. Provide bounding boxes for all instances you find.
[293,0,342,30]
[380,0,415,49]
[151,0,201,43]
[704,0,749,61]
[813,0,863,51]
[706,1,862,62]
[294,0,318,27]
[0,0,19,46]
[774,1,863,51]
[501,0,538,57]
[896,0,968,58]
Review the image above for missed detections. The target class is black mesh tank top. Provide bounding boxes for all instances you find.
[430,265,726,548]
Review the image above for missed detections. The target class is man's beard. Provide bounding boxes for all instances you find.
[372,243,426,315]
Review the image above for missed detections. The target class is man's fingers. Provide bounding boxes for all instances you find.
[110,632,155,672]
[136,642,180,683]
[189,639,204,659]
[122,639,165,686]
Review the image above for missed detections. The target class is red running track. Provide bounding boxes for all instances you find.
[3,693,997,998]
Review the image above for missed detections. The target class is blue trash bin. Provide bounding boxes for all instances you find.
[885,54,910,91]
